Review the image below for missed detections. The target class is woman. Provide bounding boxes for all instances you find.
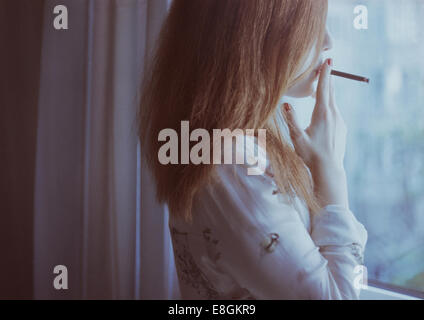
[139,0,368,299]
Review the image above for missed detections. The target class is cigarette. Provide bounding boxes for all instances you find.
[331,69,370,83]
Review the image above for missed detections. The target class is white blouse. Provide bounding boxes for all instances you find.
[168,135,368,300]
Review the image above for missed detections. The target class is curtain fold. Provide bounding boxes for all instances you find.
[34,0,179,299]
[0,0,45,299]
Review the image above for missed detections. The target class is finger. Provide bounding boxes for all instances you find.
[315,59,332,110]
[329,74,344,119]
[283,103,304,141]
[328,76,347,131]
[329,75,337,113]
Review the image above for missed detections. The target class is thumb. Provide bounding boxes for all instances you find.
[283,103,304,141]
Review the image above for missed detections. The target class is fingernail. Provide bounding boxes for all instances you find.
[327,58,333,66]
[284,103,291,112]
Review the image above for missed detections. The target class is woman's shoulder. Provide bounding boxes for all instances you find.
[193,148,297,229]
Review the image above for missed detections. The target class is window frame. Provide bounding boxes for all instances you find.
[360,279,424,300]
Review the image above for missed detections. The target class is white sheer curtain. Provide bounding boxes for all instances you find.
[33,0,179,299]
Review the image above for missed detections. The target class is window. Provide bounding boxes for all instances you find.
[287,0,424,298]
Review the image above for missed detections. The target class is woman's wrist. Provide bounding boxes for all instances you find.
[310,163,349,209]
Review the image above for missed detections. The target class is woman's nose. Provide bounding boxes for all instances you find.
[323,28,334,52]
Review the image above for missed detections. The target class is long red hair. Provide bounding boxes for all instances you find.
[139,0,328,222]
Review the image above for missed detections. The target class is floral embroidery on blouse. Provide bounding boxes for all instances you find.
[260,233,280,253]
[350,242,365,265]
[170,226,220,299]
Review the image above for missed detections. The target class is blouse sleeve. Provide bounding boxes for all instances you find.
[202,162,368,300]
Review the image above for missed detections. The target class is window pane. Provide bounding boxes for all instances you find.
[327,0,424,294]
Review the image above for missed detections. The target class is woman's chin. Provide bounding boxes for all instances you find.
[306,86,316,98]
[297,85,316,98]
[307,80,319,98]
[285,79,316,98]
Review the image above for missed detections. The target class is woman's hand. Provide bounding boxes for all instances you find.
[283,58,349,209]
